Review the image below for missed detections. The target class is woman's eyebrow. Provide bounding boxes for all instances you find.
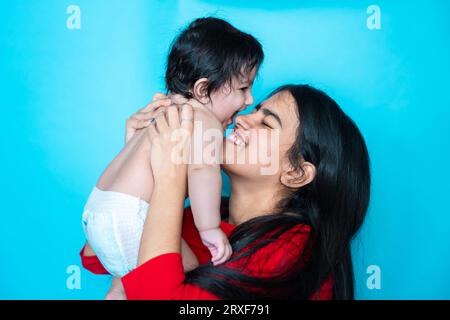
[254,104,282,127]
[261,107,282,127]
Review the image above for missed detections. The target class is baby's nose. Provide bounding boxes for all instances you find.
[245,92,254,106]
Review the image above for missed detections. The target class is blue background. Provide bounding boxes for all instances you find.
[1,0,449,299]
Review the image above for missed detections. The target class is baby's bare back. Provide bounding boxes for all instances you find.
[96,126,154,203]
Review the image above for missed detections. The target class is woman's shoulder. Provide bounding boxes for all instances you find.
[280,223,311,241]
[231,223,312,277]
[264,223,312,255]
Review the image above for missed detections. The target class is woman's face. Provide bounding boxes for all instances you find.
[222,90,299,181]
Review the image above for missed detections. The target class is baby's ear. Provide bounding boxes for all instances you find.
[192,78,210,104]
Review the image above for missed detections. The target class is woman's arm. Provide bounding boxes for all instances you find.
[80,238,198,274]
[136,104,192,265]
[121,103,222,299]
[137,178,186,265]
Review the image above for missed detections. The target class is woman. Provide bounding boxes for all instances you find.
[81,84,370,299]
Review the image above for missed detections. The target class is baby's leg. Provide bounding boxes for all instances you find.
[96,127,154,203]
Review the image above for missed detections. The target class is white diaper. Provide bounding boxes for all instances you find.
[81,187,149,277]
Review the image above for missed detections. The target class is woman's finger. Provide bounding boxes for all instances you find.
[186,98,207,109]
[170,93,188,105]
[126,98,172,142]
[166,105,180,128]
[146,119,159,142]
[126,117,144,130]
[152,92,168,102]
[127,114,154,130]
[134,106,164,126]
[154,109,169,133]
[180,103,194,133]
[130,114,155,130]
[141,97,171,113]
[131,111,153,121]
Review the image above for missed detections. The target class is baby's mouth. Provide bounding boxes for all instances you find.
[224,111,240,127]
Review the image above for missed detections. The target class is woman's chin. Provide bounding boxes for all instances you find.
[222,136,279,178]
[223,138,239,163]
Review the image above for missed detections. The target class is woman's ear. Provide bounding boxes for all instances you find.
[192,78,210,104]
[280,161,316,189]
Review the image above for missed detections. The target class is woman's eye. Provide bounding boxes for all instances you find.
[263,122,272,129]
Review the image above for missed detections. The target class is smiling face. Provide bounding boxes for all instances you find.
[209,67,258,129]
[222,90,300,182]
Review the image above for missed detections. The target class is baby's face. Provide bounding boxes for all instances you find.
[209,67,257,129]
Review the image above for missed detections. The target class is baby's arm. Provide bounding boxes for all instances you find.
[188,163,222,231]
[187,110,232,266]
[188,164,232,266]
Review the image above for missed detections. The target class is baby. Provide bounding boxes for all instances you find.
[81,17,263,277]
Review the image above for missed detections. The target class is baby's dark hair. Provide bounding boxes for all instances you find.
[165,17,264,98]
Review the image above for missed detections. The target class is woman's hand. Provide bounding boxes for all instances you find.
[125,94,171,144]
[146,103,194,182]
[125,93,188,144]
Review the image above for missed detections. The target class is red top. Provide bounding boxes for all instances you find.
[80,207,334,300]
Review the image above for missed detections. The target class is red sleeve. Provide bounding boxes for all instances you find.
[121,253,219,300]
[79,246,110,275]
[181,208,215,265]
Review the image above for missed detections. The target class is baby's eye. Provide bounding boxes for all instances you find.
[240,87,248,91]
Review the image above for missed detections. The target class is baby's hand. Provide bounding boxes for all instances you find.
[199,228,232,266]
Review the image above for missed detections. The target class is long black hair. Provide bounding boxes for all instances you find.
[165,17,264,98]
[184,84,371,300]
